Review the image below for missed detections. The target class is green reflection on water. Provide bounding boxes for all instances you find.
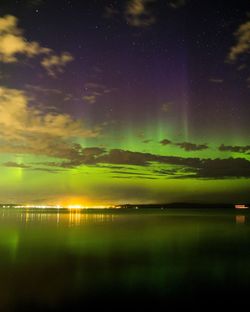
[0,208,249,310]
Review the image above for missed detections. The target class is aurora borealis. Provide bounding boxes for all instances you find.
[0,0,250,205]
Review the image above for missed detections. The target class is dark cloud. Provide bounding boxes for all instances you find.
[219,144,250,153]
[197,158,250,179]
[2,161,30,169]
[111,175,158,180]
[98,149,153,166]
[167,0,186,9]
[110,170,156,177]
[42,147,201,168]
[32,167,63,173]
[209,78,224,84]
[160,139,208,151]
[160,139,172,145]
[104,6,119,19]
[154,168,178,175]
[176,142,208,151]
[97,164,136,170]
[26,0,45,7]
[100,149,202,168]
[36,144,250,180]
[104,0,186,30]
[125,0,156,28]
[2,161,63,173]
[81,147,106,157]
[40,147,106,168]
[99,150,250,179]
[153,168,191,177]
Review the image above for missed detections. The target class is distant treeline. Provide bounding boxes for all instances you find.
[116,203,246,209]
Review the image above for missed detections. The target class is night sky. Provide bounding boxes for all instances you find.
[0,0,250,206]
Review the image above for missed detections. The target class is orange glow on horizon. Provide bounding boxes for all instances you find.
[57,196,114,209]
[9,196,118,209]
[58,196,90,208]
[67,205,85,209]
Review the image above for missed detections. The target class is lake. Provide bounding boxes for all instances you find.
[0,208,249,310]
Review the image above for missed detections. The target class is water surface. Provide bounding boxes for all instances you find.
[0,208,249,310]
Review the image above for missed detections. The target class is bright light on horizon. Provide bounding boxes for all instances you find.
[8,204,115,209]
[0,201,118,209]
[67,205,85,209]
[13,205,63,209]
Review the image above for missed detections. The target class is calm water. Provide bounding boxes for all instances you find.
[0,208,249,310]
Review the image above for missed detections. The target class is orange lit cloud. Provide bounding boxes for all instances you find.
[0,15,73,75]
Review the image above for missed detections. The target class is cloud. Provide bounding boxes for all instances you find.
[0,15,73,75]
[25,84,63,95]
[167,0,186,9]
[41,146,250,179]
[25,84,79,111]
[99,149,154,166]
[39,147,107,168]
[41,147,200,168]
[161,102,171,112]
[0,15,50,63]
[196,158,250,179]
[31,167,62,173]
[227,20,250,62]
[160,139,208,151]
[219,144,250,154]
[105,0,186,29]
[83,82,113,104]
[209,78,224,84]
[2,161,30,169]
[41,52,74,77]
[82,95,97,104]
[104,6,119,19]
[110,170,154,177]
[153,168,179,175]
[24,0,45,7]
[226,18,250,87]
[2,161,62,173]
[125,0,156,28]
[159,139,208,152]
[101,151,250,179]
[176,142,208,151]
[160,139,172,145]
[0,86,98,158]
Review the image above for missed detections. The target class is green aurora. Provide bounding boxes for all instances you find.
[0,1,250,205]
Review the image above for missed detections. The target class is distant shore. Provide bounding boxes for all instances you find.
[0,203,249,210]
